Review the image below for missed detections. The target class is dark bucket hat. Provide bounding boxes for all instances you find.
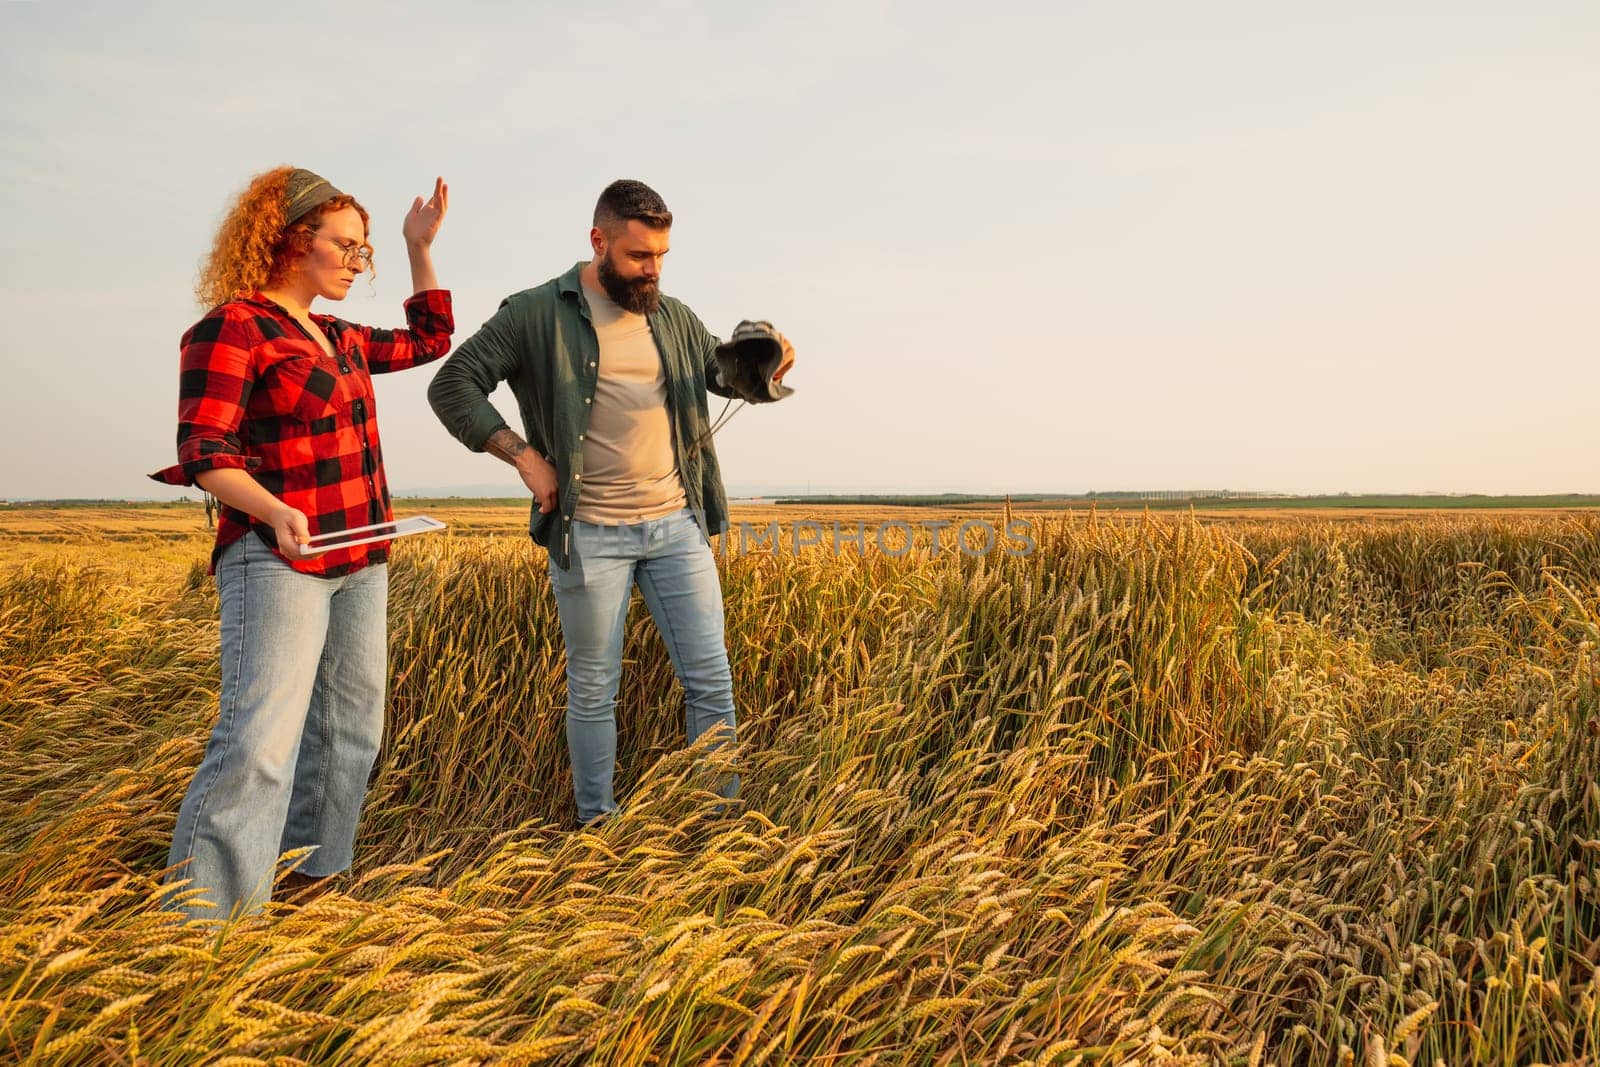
[712,320,794,404]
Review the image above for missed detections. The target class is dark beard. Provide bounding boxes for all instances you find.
[597,255,661,315]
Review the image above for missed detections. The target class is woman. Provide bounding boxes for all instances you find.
[150,167,452,921]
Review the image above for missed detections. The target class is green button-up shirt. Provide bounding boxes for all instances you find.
[427,262,736,568]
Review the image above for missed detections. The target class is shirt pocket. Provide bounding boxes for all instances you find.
[264,353,347,425]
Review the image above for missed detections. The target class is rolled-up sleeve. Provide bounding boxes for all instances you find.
[358,289,455,374]
[150,310,261,486]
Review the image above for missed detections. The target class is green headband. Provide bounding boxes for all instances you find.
[283,168,346,225]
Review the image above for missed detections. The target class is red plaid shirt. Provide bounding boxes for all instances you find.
[151,290,454,577]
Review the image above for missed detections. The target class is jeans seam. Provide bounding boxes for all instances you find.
[633,566,686,682]
[635,560,717,720]
[552,528,633,823]
[176,540,249,872]
[635,538,737,772]
[559,561,634,721]
[305,628,338,852]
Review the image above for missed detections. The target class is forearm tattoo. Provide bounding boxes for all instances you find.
[486,429,531,465]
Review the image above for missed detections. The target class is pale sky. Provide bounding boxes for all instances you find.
[2,1,1595,500]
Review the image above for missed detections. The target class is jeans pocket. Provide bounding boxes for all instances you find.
[673,509,709,548]
[243,530,302,573]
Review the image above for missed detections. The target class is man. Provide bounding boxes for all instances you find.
[428,179,793,826]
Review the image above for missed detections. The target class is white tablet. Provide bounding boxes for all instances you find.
[298,515,447,555]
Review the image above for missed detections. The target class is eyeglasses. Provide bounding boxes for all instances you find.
[310,231,374,269]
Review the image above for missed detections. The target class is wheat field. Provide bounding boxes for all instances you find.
[1,504,1597,1065]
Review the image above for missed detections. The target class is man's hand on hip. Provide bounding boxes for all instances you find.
[518,452,560,514]
[487,428,559,514]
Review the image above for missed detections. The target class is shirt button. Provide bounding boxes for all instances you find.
[578,433,584,441]
[574,474,582,482]
[584,397,591,404]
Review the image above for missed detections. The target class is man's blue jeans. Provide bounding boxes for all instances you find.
[547,508,738,824]
[166,535,387,921]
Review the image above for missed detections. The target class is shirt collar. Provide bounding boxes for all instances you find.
[556,263,586,298]
[553,262,593,323]
[241,290,283,311]
[242,291,329,325]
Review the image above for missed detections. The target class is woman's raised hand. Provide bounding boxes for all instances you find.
[403,177,448,248]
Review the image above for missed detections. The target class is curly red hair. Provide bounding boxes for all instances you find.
[196,166,372,308]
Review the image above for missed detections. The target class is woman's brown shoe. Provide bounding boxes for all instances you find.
[278,870,337,904]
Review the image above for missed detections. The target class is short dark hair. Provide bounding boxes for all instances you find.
[594,179,672,233]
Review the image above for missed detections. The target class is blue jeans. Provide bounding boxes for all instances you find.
[548,508,737,824]
[166,535,388,921]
